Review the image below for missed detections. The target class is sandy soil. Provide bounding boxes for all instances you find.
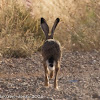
[0,51,100,100]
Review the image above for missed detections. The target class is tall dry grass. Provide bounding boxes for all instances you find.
[0,0,43,58]
[31,0,100,51]
[0,0,100,57]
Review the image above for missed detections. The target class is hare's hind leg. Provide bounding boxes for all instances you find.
[50,70,54,79]
[54,61,60,89]
[43,62,49,87]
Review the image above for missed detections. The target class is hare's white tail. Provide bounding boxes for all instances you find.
[46,57,56,71]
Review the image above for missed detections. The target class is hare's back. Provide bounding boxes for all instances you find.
[42,39,61,61]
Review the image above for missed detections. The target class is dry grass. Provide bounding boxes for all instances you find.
[33,0,100,51]
[0,0,100,57]
[0,0,43,58]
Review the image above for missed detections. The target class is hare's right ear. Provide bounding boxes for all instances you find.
[41,18,49,39]
[51,18,60,37]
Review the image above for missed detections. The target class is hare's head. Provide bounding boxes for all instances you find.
[41,18,60,40]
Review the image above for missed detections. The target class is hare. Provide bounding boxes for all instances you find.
[40,18,62,89]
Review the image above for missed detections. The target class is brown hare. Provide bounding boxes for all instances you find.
[40,18,62,89]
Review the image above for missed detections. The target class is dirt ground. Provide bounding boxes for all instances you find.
[0,51,100,100]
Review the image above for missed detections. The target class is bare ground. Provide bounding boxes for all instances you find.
[0,51,100,100]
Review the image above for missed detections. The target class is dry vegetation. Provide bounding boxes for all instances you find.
[0,0,100,57]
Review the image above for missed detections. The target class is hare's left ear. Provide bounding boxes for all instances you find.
[41,18,49,39]
[51,18,60,37]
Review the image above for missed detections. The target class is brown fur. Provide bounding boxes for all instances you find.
[42,39,61,62]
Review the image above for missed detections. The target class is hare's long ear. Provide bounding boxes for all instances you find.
[41,18,49,39]
[51,18,60,37]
